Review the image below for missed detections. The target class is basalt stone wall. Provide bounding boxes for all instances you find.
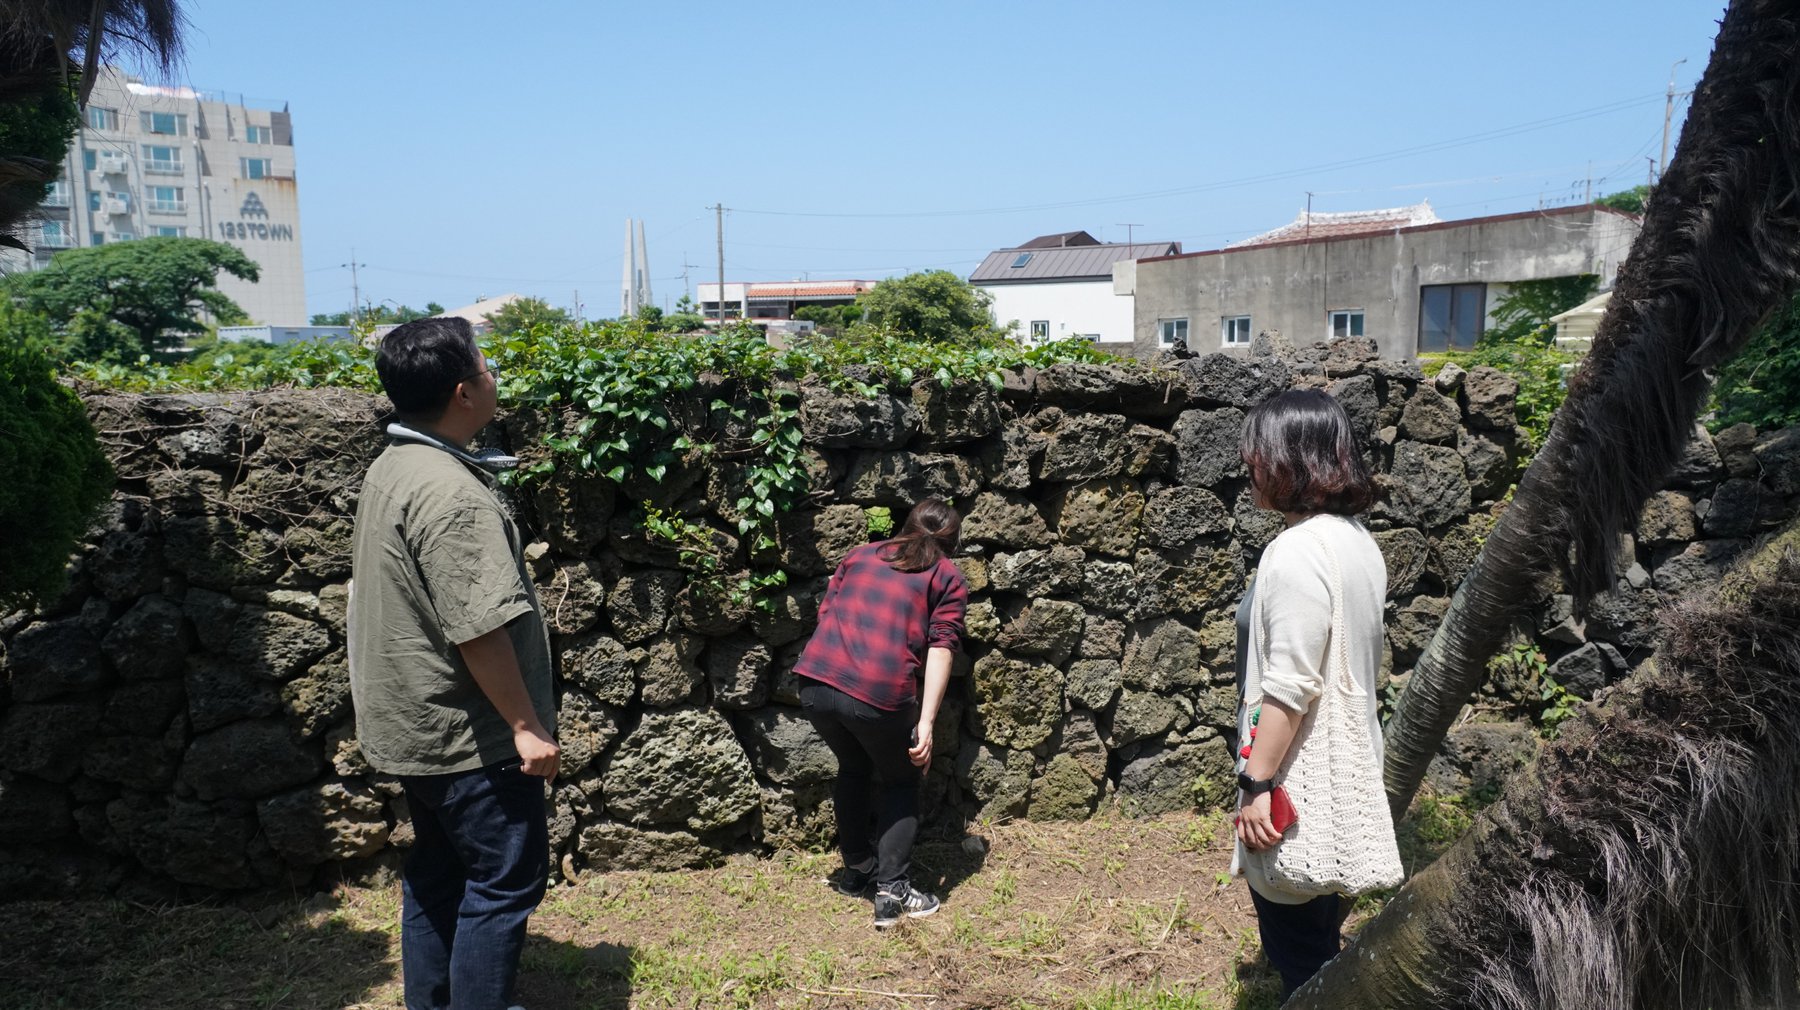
[3,338,1797,899]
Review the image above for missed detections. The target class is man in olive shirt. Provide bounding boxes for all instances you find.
[349,317,558,1010]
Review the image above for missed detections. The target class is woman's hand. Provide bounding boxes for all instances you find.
[1236,791,1281,851]
[908,720,933,767]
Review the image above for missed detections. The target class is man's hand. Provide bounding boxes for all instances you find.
[907,720,933,768]
[514,724,560,782]
[1236,791,1281,851]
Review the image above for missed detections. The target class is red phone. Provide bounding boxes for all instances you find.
[1269,786,1298,834]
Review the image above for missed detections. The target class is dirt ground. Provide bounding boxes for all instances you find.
[0,813,1288,1010]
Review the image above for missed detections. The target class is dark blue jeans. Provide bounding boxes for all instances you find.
[1249,887,1342,1002]
[799,679,921,888]
[400,759,549,1010]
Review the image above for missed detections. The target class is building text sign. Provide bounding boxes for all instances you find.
[218,190,294,241]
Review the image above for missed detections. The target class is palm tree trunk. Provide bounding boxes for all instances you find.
[1382,0,1800,824]
[1294,521,1800,1010]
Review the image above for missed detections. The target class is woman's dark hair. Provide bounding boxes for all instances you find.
[375,317,479,419]
[880,498,962,572]
[1239,389,1375,516]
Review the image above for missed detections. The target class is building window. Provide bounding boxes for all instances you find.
[1029,320,1050,342]
[44,180,70,207]
[1418,283,1487,352]
[245,124,272,144]
[240,157,272,180]
[1079,333,1100,342]
[82,149,96,171]
[139,111,187,136]
[1011,252,1033,269]
[1159,318,1189,346]
[143,144,182,174]
[147,186,185,214]
[154,226,187,237]
[40,221,71,248]
[90,234,105,246]
[86,107,119,131]
[88,191,100,212]
[1222,315,1253,347]
[1329,309,1365,339]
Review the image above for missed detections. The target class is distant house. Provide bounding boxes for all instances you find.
[696,280,875,322]
[217,324,352,345]
[1127,203,1641,359]
[971,231,1181,348]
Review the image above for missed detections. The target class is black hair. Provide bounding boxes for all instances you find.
[880,498,961,572]
[375,317,479,419]
[1239,388,1375,516]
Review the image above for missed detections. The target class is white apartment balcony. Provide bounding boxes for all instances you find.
[102,197,130,215]
[42,189,70,208]
[38,230,74,248]
[143,160,183,176]
[147,199,186,215]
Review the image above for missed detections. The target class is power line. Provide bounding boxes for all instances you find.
[732,93,1665,220]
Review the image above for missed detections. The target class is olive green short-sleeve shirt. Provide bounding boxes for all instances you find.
[348,442,555,776]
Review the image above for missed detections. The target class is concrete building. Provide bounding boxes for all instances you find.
[697,280,874,322]
[11,67,306,325]
[218,324,352,346]
[971,231,1180,349]
[1125,203,1641,360]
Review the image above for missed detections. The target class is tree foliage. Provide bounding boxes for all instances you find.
[1596,185,1650,215]
[2,237,258,359]
[483,296,571,336]
[0,316,113,608]
[854,270,1004,343]
[1711,288,1800,429]
[309,301,442,327]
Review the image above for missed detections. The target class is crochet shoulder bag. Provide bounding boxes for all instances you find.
[1244,524,1405,896]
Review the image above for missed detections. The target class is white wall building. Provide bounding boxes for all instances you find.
[9,67,306,325]
[969,231,1181,349]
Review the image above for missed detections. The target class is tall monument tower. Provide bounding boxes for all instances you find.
[621,218,652,317]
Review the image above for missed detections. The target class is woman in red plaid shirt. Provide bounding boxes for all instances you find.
[794,497,969,929]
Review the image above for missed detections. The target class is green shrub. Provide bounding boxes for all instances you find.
[0,324,114,608]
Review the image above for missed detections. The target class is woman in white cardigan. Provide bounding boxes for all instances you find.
[1231,389,1392,1001]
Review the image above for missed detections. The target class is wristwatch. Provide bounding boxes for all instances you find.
[1237,771,1278,796]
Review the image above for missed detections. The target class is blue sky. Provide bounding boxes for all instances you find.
[175,1,1726,320]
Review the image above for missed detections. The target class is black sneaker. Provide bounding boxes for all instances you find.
[829,864,874,897]
[873,881,940,929]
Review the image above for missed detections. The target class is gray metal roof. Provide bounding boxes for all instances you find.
[969,242,1181,284]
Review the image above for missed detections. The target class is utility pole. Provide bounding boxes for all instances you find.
[341,248,365,324]
[573,288,581,323]
[681,253,699,303]
[1647,156,1657,192]
[1304,192,1313,241]
[712,204,726,324]
[1660,58,1687,182]
[1584,161,1592,205]
[1115,223,1142,250]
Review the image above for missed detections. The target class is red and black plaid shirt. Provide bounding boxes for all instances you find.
[793,541,969,712]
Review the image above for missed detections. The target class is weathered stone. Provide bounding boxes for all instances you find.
[106,795,259,889]
[988,546,1085,597]
[1584,586,1661,652]
[533,558,609,636]
[1460,365,1518,431]
[1034,362,1190,419]
[1652,538,1746,596]
[101,680,185,737]
[997,599,1086,666]
[1120,619,1206,692]
[1381,441,1472,529]
[954,555,990,592]
[7,618,107,701]
[0,776,73,844]
[1547,641,1627,700]
[1172,407,1246,487]
[1705,478,1780,538]
[1636,490,1697,545]
[673,577,751,637]
[1195,685,1238,731]
[82,735,175,790]
[969,652,1063,749]
[281,650,350,740]
[960,492,1053,549]
[840,450,981,506]
[954,742,1033,820]
[577,821,725,872]
[1175,353,1291,410]
[963,600,1001,644]
[1666,424,1725,486]
[1754,427,1800,495]
[1399,386,1461,443]
[598,707,759,832]
[774,506,869,577]
[559,632,638,706]
[1433,361,1467,394]
[1458,431,1518,502]
[1077,559,1140,616]
[636,633,705,708]
[747,579,825,647]
[739,707,835,786]
[257,781,390,865]
[1027,752,1102,821]
[1427,512,1496,590]
[1130,544,1244,620]
[799,385,917,448]
[1109,689,1187,747]
[1233,488,1285,552]
[1079,615,1126,660]
[1140,487,1231,552]
[1713,422,1759,478]
[1117,738,1234,816]
[758,781,835,850]
[1425,721,1539,798]
[1388,596,1449,665]
[704,634,772,709]
[1042,413,1174,482]
[1536,594,1587,646]
[184,657,281,732]
[977,422,1045,491]
[1372,527,1429,597]
[180,719,322,801]
[1318,337,1380,378]
[229,608,333,682]
[529,472,616,554]
[1326,374,1380,442]
[88,529,165,601]
[1045,478,1144,558]
[0,703,98,781]
[593,570,676,647]
[1066,659,1121,711]
[913,379,1001,446]
[161,515,286,588]
[556,688,621,776]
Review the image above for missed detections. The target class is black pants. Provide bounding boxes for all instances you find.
[799,679,921,888]
[1249,887,1342,1002]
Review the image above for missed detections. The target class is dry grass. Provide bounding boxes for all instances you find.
[0,813,1295,1010]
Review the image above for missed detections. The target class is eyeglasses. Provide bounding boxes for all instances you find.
[458,356,499,384]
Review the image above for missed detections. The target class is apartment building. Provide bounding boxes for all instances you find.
[20,67,306,325]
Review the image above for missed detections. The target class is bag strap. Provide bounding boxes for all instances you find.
[1296,521,1358,696]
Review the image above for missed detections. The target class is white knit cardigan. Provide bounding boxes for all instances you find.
[1231,512,1389,903]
